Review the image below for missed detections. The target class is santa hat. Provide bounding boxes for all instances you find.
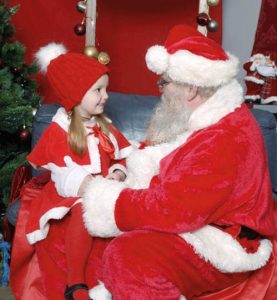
[35,43,109,110]
[145,24,239,87]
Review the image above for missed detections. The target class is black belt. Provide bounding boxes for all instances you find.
[238,225,262,240]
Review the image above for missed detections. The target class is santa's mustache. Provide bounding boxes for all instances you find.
[146,95,193,145]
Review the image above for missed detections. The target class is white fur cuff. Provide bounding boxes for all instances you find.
[82,176,126,237]
[89,281,112,300]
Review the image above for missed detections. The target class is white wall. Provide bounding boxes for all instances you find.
[222,0,262,88]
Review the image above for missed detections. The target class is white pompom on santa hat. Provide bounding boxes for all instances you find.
[146,24,239,87]
[35,42,67,73]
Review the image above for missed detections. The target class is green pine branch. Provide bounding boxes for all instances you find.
[0,0,41,209]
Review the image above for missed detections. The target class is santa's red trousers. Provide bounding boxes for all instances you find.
[102,230,251,300]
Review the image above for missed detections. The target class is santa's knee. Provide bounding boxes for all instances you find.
[102,231,182,299]
[103,231,148,270]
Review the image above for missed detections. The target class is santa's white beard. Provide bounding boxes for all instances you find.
[146,94,193,145]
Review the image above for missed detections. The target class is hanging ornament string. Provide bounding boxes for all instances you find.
[197,0,220,34]
[85,0,96,46]
[75,1,110,65]
[74,16,86,36]
[198,0,209,35]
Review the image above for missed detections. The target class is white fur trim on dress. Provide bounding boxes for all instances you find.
[109,132,134,160]
[146,46,239,87]
[35,43,67,73]
[180,225,272,273]
[83,176,125,237]
[89,281,112,300]
[26,198,82,245]
[52,108,102,174]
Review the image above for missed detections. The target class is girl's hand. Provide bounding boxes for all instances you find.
[106,169,126,182]
[48,156,90,197]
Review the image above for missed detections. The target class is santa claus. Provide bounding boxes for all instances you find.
[244,52,277,104]
[50,24,276,300]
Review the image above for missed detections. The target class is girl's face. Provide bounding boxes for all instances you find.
[77,74,109,118]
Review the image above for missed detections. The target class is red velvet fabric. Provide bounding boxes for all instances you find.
[10,186,277,299]
[252,0,277,54]
[115,106,275,237]
[9,173,111,299]
[9,173,50,300]
[9,0,222,98]
[102,230,250,299]
[4,165,32,242]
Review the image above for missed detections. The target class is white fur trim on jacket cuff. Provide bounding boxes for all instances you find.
[108,164,127,176]
[89,281,112,300]
[244,76,264,84]
[82,176,126,237]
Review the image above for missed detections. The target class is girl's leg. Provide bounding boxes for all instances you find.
[65,203,93,300]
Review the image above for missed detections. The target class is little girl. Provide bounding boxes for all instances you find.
[25,43,133,300]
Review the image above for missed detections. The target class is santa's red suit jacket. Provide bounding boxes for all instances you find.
[82,79,275,274]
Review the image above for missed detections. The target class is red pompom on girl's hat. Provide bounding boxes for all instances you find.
[35,43,109,110]
[146,24,239,87]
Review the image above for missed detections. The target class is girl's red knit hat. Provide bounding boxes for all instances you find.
[35,43,109,110]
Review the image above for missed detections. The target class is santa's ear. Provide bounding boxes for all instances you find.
[187,85,198,102]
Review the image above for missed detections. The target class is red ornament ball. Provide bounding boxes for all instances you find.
[12,66,22,75]
[196,13,210,26]
[19,128,31,141]
[74,23,86,36]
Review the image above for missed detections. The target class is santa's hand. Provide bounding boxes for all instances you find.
[47,156,90,198]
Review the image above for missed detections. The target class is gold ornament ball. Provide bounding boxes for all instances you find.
[207,0,220,6]
[83,46,99,58]
[98,52,110,65]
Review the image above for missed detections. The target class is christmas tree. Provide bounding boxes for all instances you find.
[0,1,40,211]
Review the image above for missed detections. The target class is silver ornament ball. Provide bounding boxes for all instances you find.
[207,19,219,32]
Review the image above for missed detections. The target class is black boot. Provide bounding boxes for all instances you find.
[64,283,91,300]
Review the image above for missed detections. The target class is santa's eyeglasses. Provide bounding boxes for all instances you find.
[157,77,171,88]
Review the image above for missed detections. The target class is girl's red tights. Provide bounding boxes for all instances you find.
[65,203,92,300]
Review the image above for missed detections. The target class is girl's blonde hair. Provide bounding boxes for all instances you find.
[67,107,110,156]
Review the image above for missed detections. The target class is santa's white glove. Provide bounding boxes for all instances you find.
[47,156,90,198]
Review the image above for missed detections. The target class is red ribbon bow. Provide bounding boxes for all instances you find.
[87,125,115,159]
